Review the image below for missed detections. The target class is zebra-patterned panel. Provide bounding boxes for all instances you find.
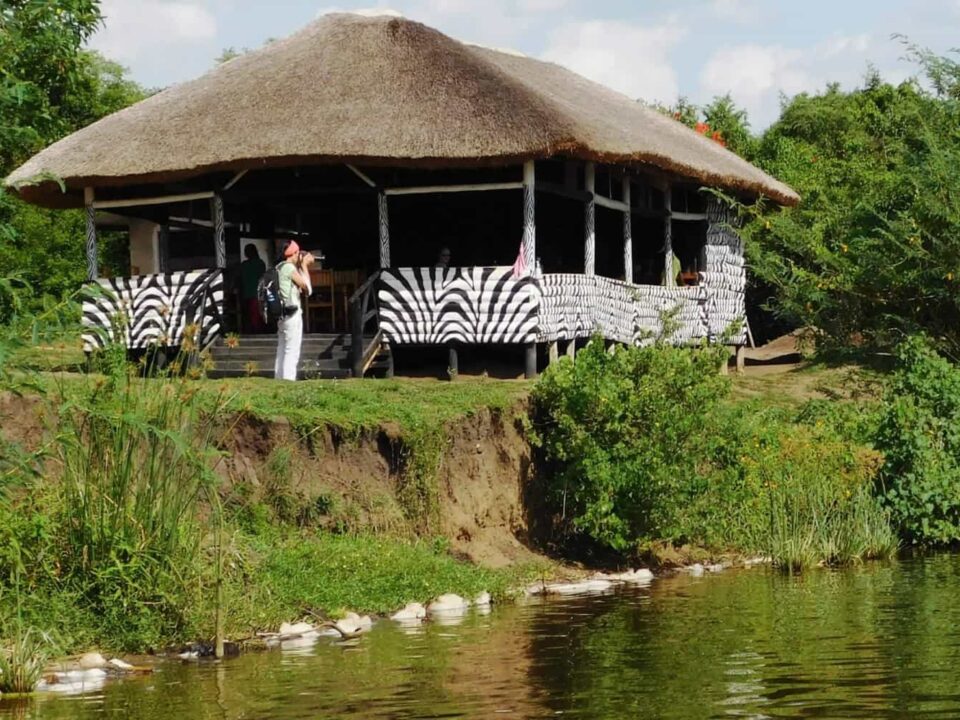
[378,267,540,345]
[537,274,709,346]
[82,269,224,352]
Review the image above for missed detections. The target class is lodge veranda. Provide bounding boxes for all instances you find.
[5,12,799,379]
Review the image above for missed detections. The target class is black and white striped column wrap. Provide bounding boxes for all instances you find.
[378,266,540,345]
[584,198,595,276]
[211,194,226,269]
[522,180,536,271]
[623,210,633,284]
[81,269,224,352]
[85,203,98,281]
[378,192,391,268]
[663,185,673,285]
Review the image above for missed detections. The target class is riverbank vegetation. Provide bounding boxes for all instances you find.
[4,0,960,691]
[529,339,898,570]
[0,348,536,654]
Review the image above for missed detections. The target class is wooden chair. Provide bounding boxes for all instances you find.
[307,269,335,332]
[333,269,363,330]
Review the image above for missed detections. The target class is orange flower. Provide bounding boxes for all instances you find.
[694,121,709,134]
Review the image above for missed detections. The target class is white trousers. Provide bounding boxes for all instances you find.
[274,309,303,381]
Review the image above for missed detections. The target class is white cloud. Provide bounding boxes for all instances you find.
[541,19,687,105]
[710,0,763,24]
[699,34,877,127]
[90,0,218,63]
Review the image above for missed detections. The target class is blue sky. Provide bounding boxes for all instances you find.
[89,0,960,128]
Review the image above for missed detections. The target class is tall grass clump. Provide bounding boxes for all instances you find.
[0,624,56,694]
[724,419,898,571]
[50,369,232,649]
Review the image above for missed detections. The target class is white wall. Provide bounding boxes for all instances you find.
[128,219,160,276]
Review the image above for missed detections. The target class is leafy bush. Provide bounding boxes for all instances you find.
[532,339,896,567]
[692,412,895,569]
[530,339,729,551]
[875,336,960,544]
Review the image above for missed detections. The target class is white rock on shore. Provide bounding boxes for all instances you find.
[335,612,373,636]
[391,602,427,623]
[37,668,108,694]
[427,593,470,616]
[543,579,613,596]
[78,652,108,670]
[473,591,492,607]
[279,621,318,639]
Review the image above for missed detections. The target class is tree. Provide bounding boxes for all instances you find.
[659,95,756,159]
[1,2,147,313]
[745,52,960,356]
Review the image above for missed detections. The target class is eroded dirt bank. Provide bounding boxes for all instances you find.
[217,403,541,567]
[1,391,543,568]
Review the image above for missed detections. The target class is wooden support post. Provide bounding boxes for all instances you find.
[623,176,633,283]
[522,161,536,272]
[211,194,226,269]
[84,187,98,281]
[378,192,391,268]
[548,341,558,365]
[524,343,537,379]
[735,345,745,374]
[158,225,170,273]
[447,346,458,379]
[385,346,395,379]
[585,162,596,276]
[663,182,673,286]
[565,339,576,360]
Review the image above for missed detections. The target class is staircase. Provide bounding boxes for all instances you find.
[207,333,392,379]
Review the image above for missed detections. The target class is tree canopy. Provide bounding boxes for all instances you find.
[1,1,147,314]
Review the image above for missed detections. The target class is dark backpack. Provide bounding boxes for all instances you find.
[257,264,284,325]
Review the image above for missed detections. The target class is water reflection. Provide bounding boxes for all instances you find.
[5,555,960,719]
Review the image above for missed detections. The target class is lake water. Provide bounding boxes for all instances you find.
[5,554,960,719]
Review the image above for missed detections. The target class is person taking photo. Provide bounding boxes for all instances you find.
[274,240,315,380]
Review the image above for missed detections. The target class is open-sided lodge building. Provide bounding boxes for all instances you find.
[5,12,799,379]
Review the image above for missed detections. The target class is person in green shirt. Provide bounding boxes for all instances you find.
[274,240,314,381]
[240,243,267,332]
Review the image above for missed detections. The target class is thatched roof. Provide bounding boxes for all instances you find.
[6,12,799,208]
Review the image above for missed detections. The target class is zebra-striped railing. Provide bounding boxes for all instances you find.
[349,271,385,377]
[81,269,225,352]
[377,267,540,345]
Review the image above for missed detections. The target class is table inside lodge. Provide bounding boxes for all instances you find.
[304,268,364,333]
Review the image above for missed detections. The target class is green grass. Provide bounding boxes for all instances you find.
[214,532,541,635]
[31,372,529,437]
[207,376,530,436]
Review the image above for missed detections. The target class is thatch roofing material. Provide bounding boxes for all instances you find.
[6,13,798,208]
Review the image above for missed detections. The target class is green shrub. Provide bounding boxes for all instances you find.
[875,336,960,544]
[697,415,896,569]
[532,339,896,567]
[531,339,729,550]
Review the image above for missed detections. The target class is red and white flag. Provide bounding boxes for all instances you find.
[511,241,528,279]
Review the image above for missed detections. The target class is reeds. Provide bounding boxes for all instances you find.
[0,624,55,694]
[765,481,898,572]
[50,365,233,645]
